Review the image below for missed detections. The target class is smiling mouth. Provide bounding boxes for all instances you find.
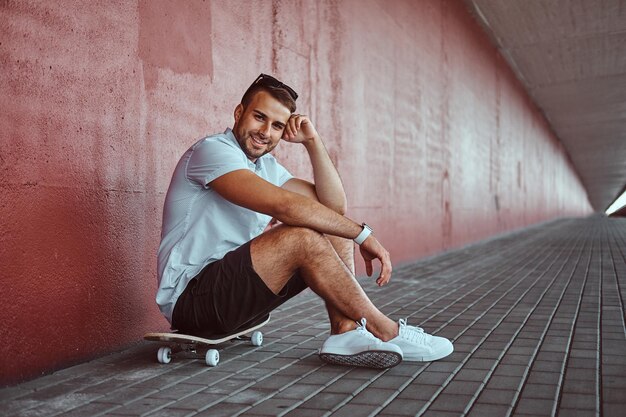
[251,135,268,147]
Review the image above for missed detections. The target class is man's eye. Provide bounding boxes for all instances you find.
[273,124,284,130]
[254,114,264,121]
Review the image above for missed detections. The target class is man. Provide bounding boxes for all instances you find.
[156,74,453,368]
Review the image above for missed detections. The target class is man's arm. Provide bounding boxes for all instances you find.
[281,115,347,215]
[210,170,392,285]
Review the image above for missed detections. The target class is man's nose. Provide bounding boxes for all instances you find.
[259,122,271,137]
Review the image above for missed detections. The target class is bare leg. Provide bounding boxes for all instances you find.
[250,225,397,341]
[324,235,361,334]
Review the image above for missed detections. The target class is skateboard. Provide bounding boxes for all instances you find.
[144,314,270,367]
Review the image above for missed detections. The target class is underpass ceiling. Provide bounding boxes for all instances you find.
[465,0,626,211]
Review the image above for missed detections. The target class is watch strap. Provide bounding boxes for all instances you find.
[353,223,372,245]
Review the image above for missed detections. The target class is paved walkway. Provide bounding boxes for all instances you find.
[2,216,625,416]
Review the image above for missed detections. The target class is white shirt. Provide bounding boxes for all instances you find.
[156,128,293,323]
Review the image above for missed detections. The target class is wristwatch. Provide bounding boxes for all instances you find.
[353,223,373,245]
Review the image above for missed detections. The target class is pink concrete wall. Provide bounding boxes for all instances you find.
[0,0,591,385]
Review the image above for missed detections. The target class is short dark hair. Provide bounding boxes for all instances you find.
[241,74,297,113]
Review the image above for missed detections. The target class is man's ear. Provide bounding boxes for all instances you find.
[234,104,243,123]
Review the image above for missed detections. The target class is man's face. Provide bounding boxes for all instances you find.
[232,90,292,162]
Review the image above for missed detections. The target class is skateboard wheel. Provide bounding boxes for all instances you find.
[251,330,263,346]
[157,347,172,364]
[205,349,219,366]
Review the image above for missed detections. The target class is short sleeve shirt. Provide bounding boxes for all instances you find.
[156,128,293,323]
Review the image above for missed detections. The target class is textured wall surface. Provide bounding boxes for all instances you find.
[0,0,592,385]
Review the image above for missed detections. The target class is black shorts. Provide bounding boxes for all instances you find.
[171,240,307,335]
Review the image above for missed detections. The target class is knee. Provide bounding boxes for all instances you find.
[280,226,329,254]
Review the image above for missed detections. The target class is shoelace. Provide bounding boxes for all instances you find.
[398,318,427,345]
[356,318,381,344]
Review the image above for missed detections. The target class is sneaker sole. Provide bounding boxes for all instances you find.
[319,350,402,369]
[403,345,454,362]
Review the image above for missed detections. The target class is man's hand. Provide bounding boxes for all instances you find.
[282,114,319,144]
[359,235,393,286]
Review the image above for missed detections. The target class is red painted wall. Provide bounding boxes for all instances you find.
[0,0,591,385]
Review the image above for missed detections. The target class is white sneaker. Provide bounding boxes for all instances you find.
[319,318,403,369]
[389,319,454,361]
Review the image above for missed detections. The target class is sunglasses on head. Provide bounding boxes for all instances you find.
[246,73,298,101]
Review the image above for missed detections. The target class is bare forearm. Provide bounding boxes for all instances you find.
[274,190,392,285]
[275,191,359,239]
[303,135,347,214]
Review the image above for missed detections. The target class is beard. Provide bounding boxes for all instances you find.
[234,127,277,161]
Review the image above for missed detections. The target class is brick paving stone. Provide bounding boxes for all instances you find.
[379,398,427,416]
[283,407,326,417]
[603,387,626,403]
[298,392,349,411]
[603,364,626,377]
[145,407,192,417]
[6,392,102,417]
[558,408,600,417]
[564,367,597,381]
[146,383,206,400]
[183,370,230,385]
[97,386,158,405]
[602,354,626,366]
[296,370,345,385]
[165,392,223,411]
[420,410,461,417]
[507,346,535,356]
[560,392,597,410]
[526,370,561,385]
[453,343,477,353]
[493,364,527,377]
[515,397,555,415]
[196,402,248,416]
[472,349,504,359]
[60,400,121,417]
[273,383,323,400]
[221,387,276,405]
[278,363,322,377]
[521,383,558,399]
[465,358,496,369]
[0,386,31,403]
[107,396,172,415]
[563,379,595,394]
[569,349,597,359]
[332,403,379,416]
[414,371,450,385]
[477,388,517,405]
[603,403,626,417]
[442,380,481,395]
[350,387,396,405]
[367,375,407,390]
[567,358,596,371]
[319,378,366,394]
[467,403,511,416]
[454,368,490,382]
[428,393,475,412]
[398,383,440,401]
[485,375,522,391]
[281,348,315,360]
[1,398,40,416]
[426,361,459,373]
[254,357,296,371]
[203,378,254,395]
[532,360,564,373]
[603,375,626,389]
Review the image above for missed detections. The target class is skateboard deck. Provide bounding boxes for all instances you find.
[144,314,270,366]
